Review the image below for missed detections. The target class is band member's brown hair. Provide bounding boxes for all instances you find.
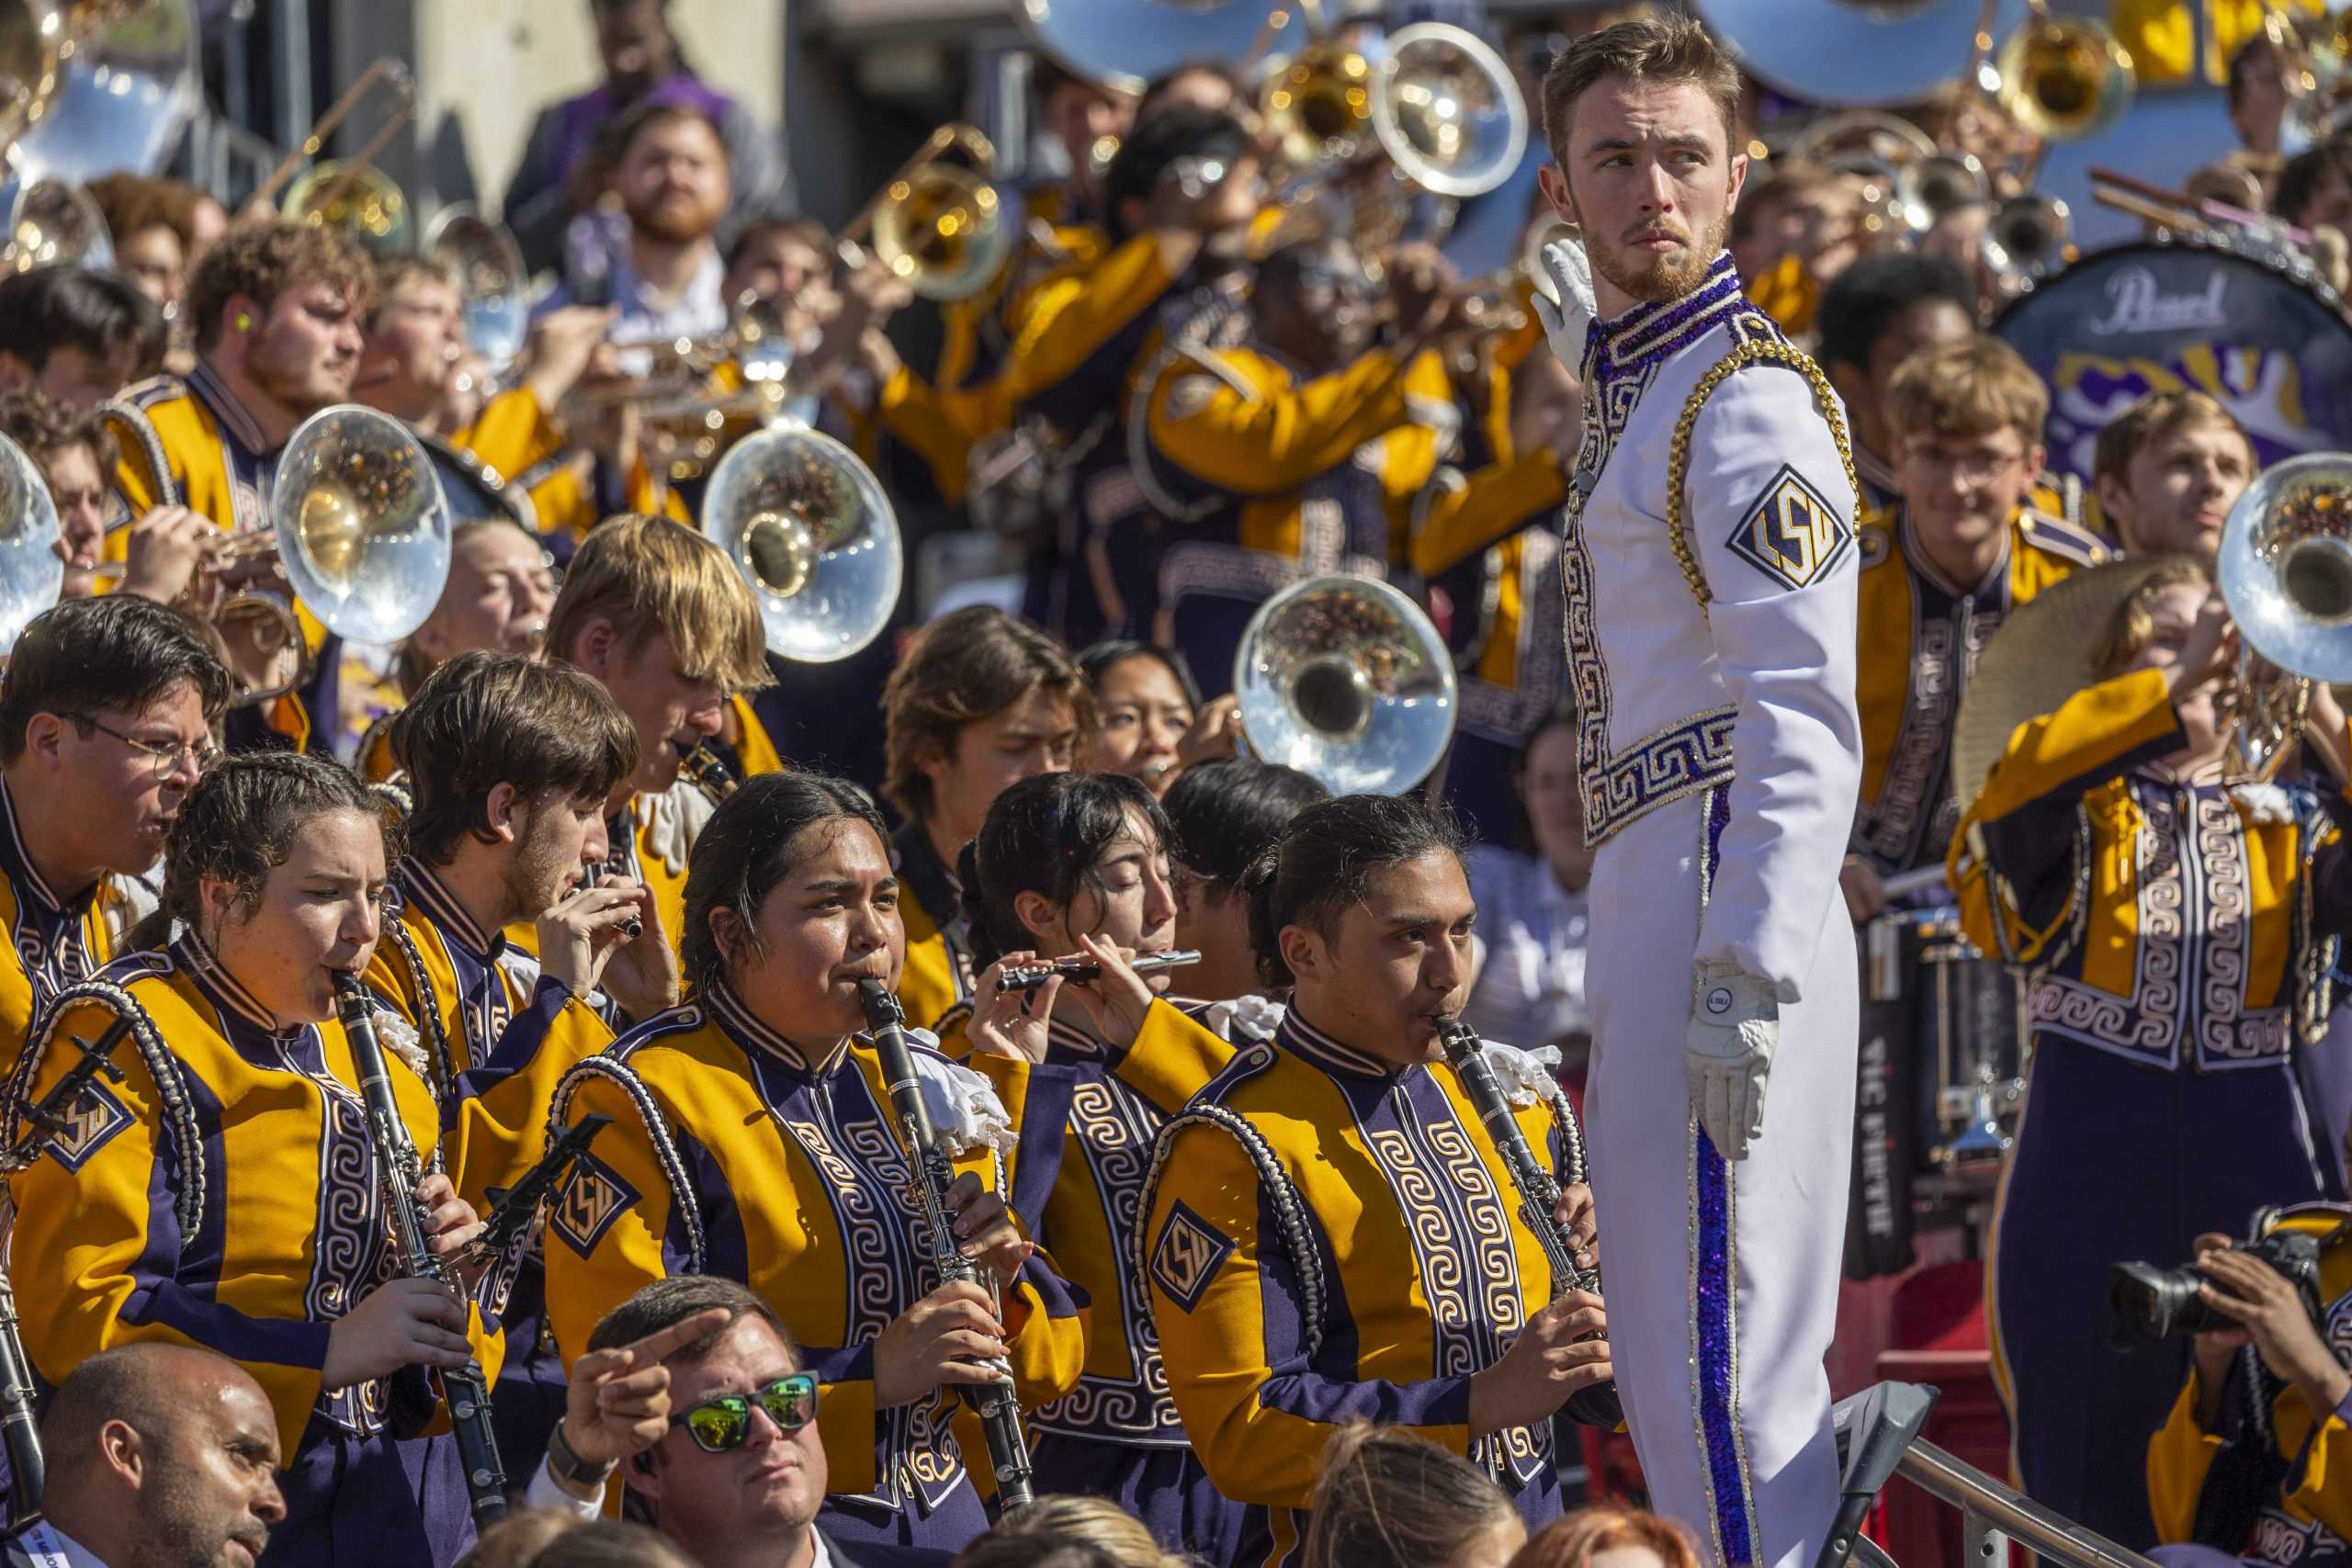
[1243,792,1466,987]
[0,595,231,767]
[2091,390,2255,491]
[159,751,398,931]
[879,605,1093,826]
[1540,15,1741,163]
[1511,1505,1704,1568]
[2089,554,2214,682]
[0,388,115,479]
[1883,334,2049,449]
[1300,1423,1518,1568]
[187,220,374,354]
[389,649,639,866]
[543,513,772,696]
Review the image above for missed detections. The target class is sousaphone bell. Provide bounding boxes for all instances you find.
[1233,574,1457,795]
[1016,0,1283,96]
[702,424,902,664]
[263,403,453,647]
[2217,453,2352,778]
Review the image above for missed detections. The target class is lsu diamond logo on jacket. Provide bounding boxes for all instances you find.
[1728,463,1850,592]
[551,1148,639,1258]
[42,1080,131,1173]
[1149,1199,1236,1313]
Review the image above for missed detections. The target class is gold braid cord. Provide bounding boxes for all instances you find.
[1662,340,1860,610]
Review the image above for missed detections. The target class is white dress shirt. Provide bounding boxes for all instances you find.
[1461,843,1589,1048]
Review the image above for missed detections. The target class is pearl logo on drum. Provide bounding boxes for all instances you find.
[2086,267,2229,336]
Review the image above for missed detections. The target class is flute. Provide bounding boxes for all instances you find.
[1435,1014,1622,1426]
[995,950,1201,992]
[334,974,510,1529]
[0,1017,132,1527]
[856,978,1036,1514]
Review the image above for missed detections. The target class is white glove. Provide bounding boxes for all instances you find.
[1531,235,1598,373]
[1685,959,1776,1161]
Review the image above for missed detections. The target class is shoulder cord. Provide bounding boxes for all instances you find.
[379,914,457,1106]
[1131,1086,1326,1359]
[1662,340,1860,610]
[549,1051,705,1272]
[1538,1082,1589,1190]
[92,400,182,511]
[8,979,205,1235]
[1125,287,1256,525]
[2293,790,2341,1046]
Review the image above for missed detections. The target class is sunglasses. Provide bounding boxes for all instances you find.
[672,1374,820,1452]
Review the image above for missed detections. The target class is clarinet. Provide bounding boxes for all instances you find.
[855,978,1036,1514]
[334,973,510,1529]
[1436,1015,1623,1424]
[0,1017,133,1527]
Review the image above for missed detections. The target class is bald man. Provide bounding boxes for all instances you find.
[7,1343,285,1568]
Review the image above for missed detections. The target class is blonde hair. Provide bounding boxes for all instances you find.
[950,1495,1194,1567]
[1302,1423,1518,1568]
[1883,334,2049,447]
[544,513,772,693]
[2089,554,2213,681]
[1510,1506,1703,1568]
[2093,389,2252,489]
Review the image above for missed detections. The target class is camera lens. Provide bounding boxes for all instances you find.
[2108,1261,2216,1349]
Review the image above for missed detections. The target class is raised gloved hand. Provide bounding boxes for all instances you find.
[1531,235,1598,374]
[1685,959,1776,1161]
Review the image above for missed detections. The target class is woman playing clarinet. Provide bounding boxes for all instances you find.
[6,752,501,1568]
[541,771,1083,1557]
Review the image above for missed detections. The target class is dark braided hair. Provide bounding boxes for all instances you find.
[956,772,1172,969]
[679,771,888,995]
[161,751,398,933]
[1242,793,1465,987]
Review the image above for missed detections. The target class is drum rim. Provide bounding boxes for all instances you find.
[1989,225,2345,326]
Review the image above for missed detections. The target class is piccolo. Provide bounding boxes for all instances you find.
[995,950,1201,992]
[581,863,642,941]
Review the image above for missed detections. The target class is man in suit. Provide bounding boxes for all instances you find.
[8,1343,286,1568]
[526,1276,948,1567]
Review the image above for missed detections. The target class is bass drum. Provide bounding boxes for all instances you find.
[1993,233,2352,491]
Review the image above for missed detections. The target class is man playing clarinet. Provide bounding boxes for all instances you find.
[1532,17,1865,1568]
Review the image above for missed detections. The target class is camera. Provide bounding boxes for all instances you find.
[2108,1214,2325,1350]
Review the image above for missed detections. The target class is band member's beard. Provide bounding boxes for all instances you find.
[628,194,724,247]
[1583,204,1732,307]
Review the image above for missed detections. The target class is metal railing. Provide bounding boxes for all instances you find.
[1894,1436,2162,1568]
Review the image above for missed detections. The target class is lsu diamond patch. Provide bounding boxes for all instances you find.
[43,1079,130,1173]
[1149,1200,1235,1314]
[550,1148,639,1258]
[1728,464,1850,592]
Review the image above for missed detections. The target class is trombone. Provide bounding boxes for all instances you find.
[259,59,417,253]
[836,123,1012,303]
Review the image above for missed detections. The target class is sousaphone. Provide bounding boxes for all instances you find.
[1233,573,1457,795]
[702,424,902,663]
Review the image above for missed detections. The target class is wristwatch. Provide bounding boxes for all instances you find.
[546,1417,617,1492]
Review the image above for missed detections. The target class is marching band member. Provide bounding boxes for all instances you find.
[542,772,1084,1554]
[1838,333,2106,1276]
[1812,253,1979,515]
[7,751,503,1567]
[541,513,774,953]
[0,392,212,607]
[1139,793,1613,1567]
[0,597,228,1072]
[2094,390,2259,558]
[1843,334,2109,919]
[0,267,167,412]
[1138,233,1463,693]
[879,605,1091,1030]
[359,649,670,1467]
[107,220,377,754]
[1948,556,2352,1547]
[1159,758,1329,1009]
[1532,19,1863,1565]
[1075,640,1245,798]
[947,770,1249,1558]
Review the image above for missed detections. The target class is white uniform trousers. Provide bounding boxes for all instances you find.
[1584,784,1860,1568]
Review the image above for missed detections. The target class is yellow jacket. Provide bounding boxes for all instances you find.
[2148,1202,2352,1562]
[542,983,1085,1513]
[0,773,149,1081]
[8,937,504,1459]
[1852,504,2109,874]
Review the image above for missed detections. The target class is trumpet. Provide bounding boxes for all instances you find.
[837,123,1011,303]
[1981,193,2072,283]
[261,59,417,252]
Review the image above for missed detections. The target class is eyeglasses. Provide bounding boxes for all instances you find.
[73,716,220,782]
[672,1374,819,1452]
[1900,443,2025,486]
